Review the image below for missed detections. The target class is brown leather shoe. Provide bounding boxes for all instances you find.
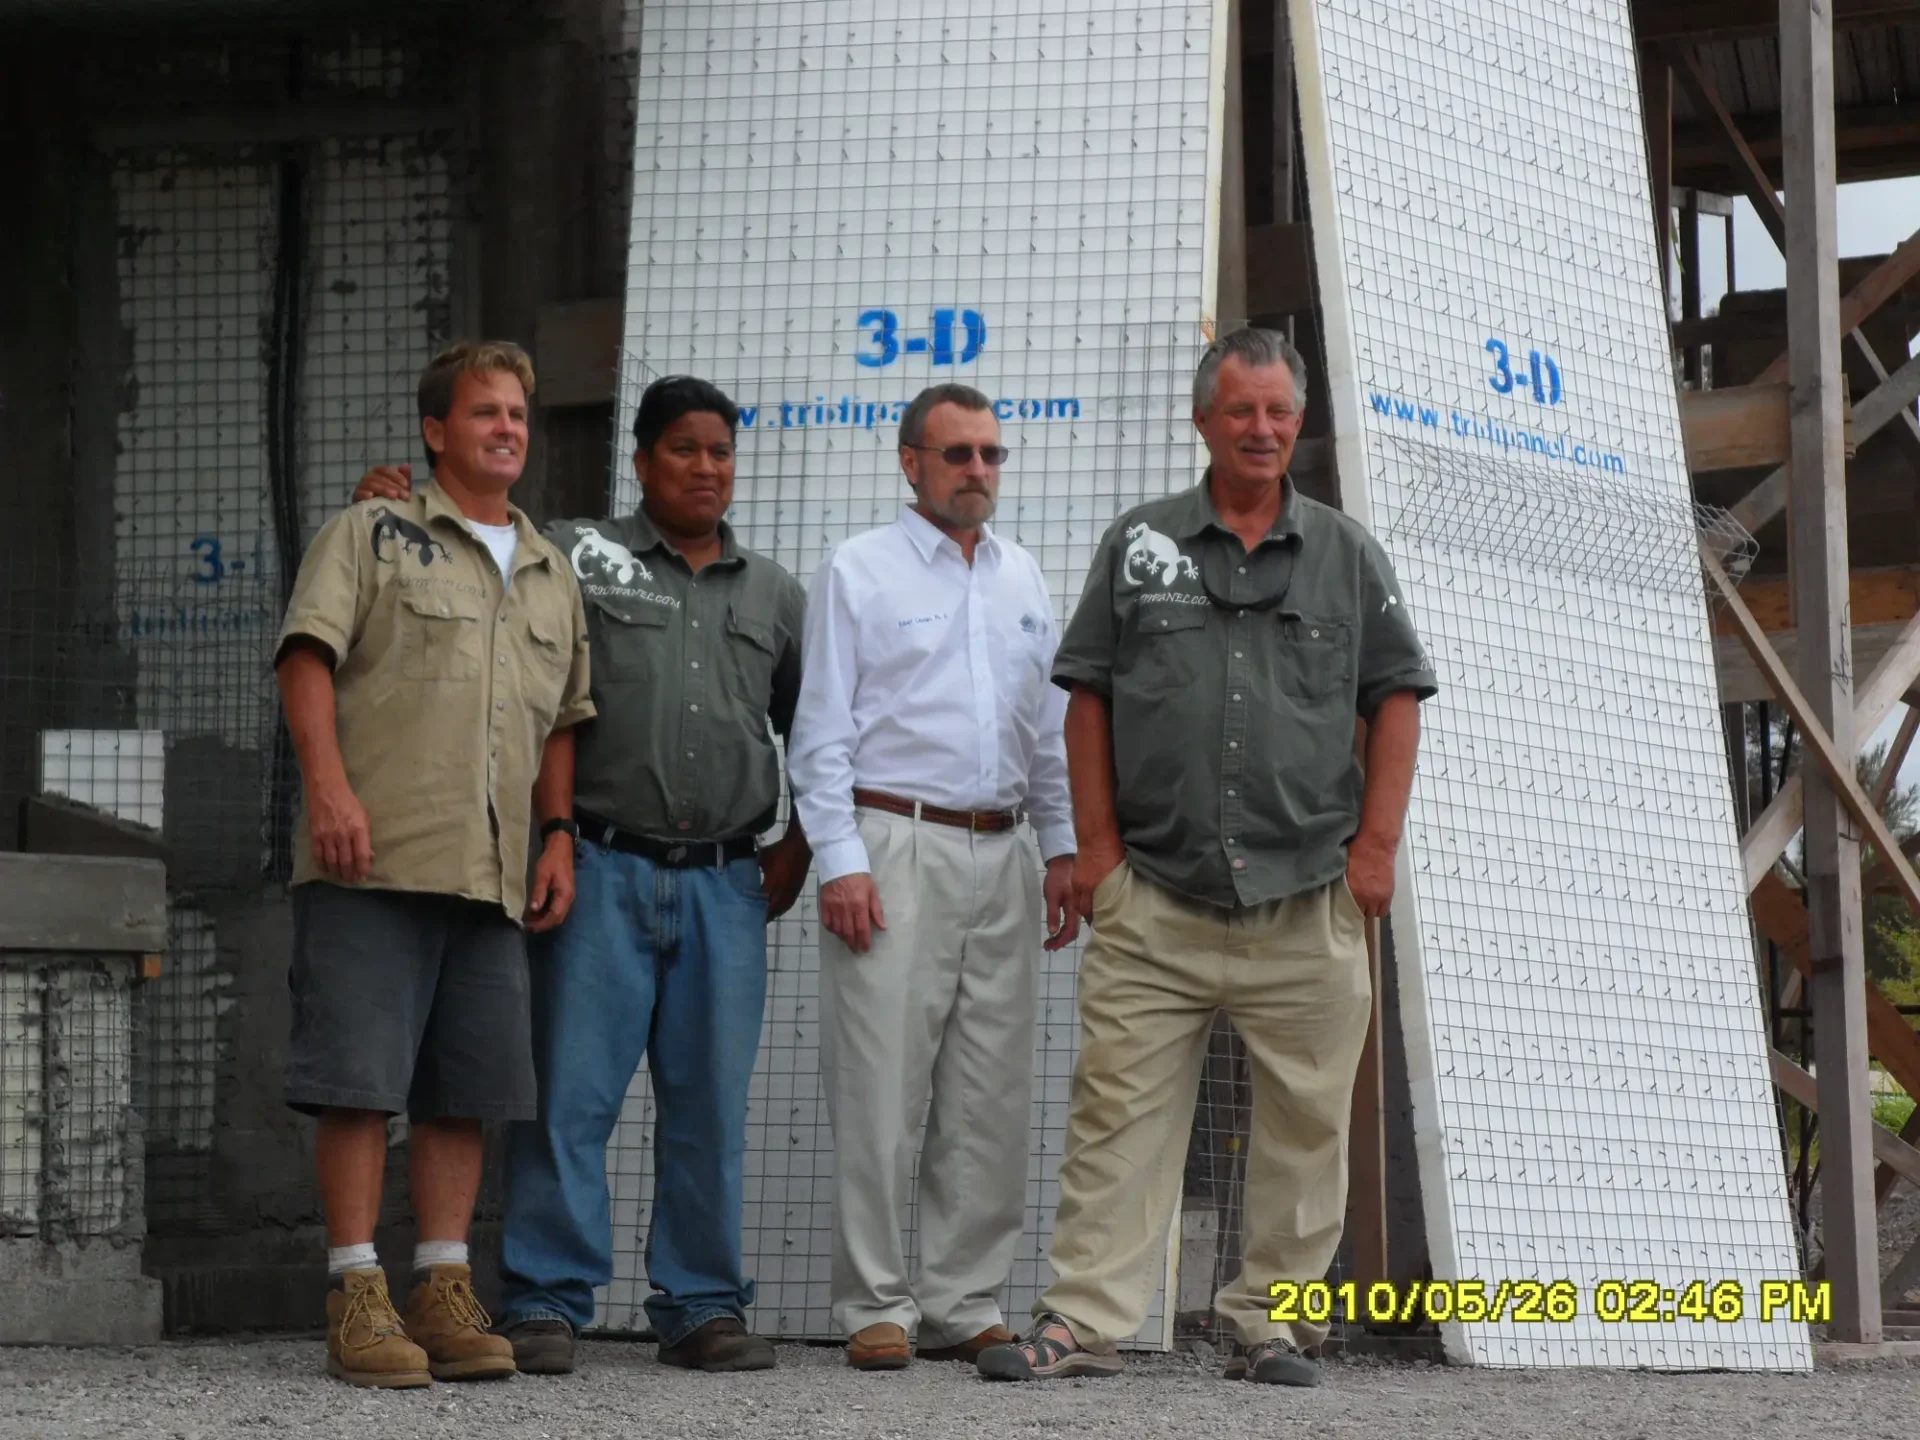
[846,1321,911,1370]
[403,1264,517,1381]
[917,1324,1014,1363]
[657,1315,775,1372]
[325,1269,431,1388]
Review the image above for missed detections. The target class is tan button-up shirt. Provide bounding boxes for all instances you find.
[277,481,595,919]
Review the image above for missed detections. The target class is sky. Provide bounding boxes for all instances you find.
[1689,178,1920,790]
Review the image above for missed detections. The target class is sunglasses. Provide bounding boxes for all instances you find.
[908,443,1009,466]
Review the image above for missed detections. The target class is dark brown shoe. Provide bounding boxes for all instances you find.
[917,1324,1014,1362]
[847,1322,911,1370]
[657,1315,775,1372]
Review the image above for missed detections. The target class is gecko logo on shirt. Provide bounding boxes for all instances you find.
[370,507,451,568]
[1121,523,1198,589]
[570,526,654,588]
[1019,613,1041,635]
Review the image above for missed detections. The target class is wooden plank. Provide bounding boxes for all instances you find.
[1769,1050,1920,1192]
[1728,345,1920,549]
[1873,706,1920,809]
[1778,0,1878,1339]
[1246,223,1314,317]
[1733,608,1920,881]
[1681,382,1791,470]
[1667,44,1786,251]
[0,853,167,954]
[1749,873,1920,1113]
[1712,567,1920,638]
[1271,0,1295,227]
[1755,227,1920,386]
[1218,0,1248,326]
[1634,0,1920,40]
[533,298,622,408]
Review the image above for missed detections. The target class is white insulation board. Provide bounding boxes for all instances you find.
[1291,0,1810,1369]
[602,0,1230,1342]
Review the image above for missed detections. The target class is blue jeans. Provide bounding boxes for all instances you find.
[499,841,768,1344]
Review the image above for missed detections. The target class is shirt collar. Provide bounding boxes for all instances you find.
[1171,470,1303,544]
[421,479,549,567]
[624,504,742,566]
[897,505,999,563]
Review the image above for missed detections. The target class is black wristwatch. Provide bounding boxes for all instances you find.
[541,817,580,842]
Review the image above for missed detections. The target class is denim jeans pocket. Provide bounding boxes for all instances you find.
[723,855,768,905]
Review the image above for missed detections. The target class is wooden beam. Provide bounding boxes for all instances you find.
[1769,1049,1920,1192]
[1754,228,1920,386]
[1749,873,1920,1116]
[1635,0,1920,41]
[1218,0,1248,328]
[1736,606,1920,885]
[1674,105,1920,191]
[1872,706,1920,810]
[1727,348,1920,536]
[1712,566,1920,638]
[1667,44,1786,251]
[1778,0,1878,1337]
[1271,0,1295,228]
[1246,223,1314,317]
[533,298,621,408]
[1682,382,1791,470]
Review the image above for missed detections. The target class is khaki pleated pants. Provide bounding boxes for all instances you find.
[818,807,1041,1346]
[1037,859,1372,1352]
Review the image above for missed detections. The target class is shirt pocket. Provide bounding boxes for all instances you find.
[1277,615,1353,703]
[586,591,668,681]
[521,612,573,725]
[722,603,777,705]
[1121,603,1210,691]
[398,588,484,682]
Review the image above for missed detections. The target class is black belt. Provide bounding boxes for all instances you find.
[576,810,757,869]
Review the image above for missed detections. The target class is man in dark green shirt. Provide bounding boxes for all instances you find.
[352,376,809,1378]
[980,328,1436,1387]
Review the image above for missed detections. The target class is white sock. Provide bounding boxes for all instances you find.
[328,1243,378,1275]
[414,1240,469,1273]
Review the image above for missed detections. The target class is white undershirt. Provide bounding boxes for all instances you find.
[468,520,519,588]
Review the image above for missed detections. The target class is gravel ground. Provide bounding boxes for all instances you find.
[2,1338,1916,1440]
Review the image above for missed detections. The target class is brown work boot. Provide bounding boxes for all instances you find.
[403,1264,517,1381]
[917,1323,1014,1363]
[657,1315,775,1372]
[846,1321,912,1370]
[325,1269,431,1388]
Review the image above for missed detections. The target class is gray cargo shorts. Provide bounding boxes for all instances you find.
[285,882,537,1121]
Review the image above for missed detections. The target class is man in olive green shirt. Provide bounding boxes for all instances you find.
[351,375,810,1377]
[980,327,1437,1387]
[279,341,593,1388]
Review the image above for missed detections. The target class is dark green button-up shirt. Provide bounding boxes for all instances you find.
[546,510,806,843]
[1052,478,1437,909]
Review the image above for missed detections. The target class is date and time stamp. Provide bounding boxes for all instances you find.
[1268,1278,1833,1327]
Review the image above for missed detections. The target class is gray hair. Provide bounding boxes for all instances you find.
[1192,327,1310,413]
[899,383,992,447]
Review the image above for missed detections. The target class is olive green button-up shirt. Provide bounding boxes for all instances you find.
[278,481,595,919]
[546,510,806,843]
[1052,479,1438,910]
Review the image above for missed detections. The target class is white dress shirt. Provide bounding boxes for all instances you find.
[790,507,1075,884]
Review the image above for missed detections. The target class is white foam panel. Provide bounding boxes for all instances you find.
[1291,0,1808,1369]
[600,0,1228,1343]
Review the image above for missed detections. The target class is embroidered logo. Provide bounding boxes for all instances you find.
[569,526,653,587]
[369,507,451,568]
[1121,523,1199,589]
[1019,613,1041,635]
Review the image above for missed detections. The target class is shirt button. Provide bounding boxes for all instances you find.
[1158,618,1168,628]
[498,654,507,665]
[1311,628,1320,639]
[691,660,701,670]
[1237,566,1247,575]
[1233,650,1243,659]
[1227,837,1237,845]
[691,619,700,629]
[686,750,695,759]
[1233,858,1247,871]
[690,703,700,713]
[1232,693,1242,702]
[1227,789,1236,797]
[496,700,506,711]
[1238,610,1247,618]
[1229,741,1239,750]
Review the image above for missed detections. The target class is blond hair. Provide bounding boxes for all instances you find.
[416,341,537,467]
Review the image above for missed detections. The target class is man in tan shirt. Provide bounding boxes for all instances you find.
[276,341,593,1389]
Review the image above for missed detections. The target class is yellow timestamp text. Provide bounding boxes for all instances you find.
[1267,1278,1832,1326]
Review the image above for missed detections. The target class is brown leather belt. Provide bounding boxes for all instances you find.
[852,787,1021,833]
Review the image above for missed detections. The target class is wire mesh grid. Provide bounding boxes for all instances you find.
[597,0,1232,1343]
[0,957,143,1243]
[1297,0,1807,1370]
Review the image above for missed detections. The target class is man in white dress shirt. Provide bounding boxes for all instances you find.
[789,383,1079,1371]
